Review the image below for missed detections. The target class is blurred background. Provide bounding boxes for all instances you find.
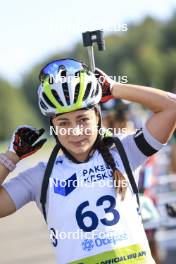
[0,0,176,263]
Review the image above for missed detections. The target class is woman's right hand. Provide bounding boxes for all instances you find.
[8,125,47,160]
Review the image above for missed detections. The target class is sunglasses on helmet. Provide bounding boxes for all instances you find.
[39,58,89,82]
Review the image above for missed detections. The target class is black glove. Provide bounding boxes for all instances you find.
[9,125,47,159]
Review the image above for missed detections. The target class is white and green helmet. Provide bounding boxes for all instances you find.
[38,58,102,117]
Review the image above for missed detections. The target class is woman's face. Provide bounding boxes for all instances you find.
[52,109,99,161]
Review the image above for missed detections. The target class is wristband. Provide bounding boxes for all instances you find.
[0,153,16,171]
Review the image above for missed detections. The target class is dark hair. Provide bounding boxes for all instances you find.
[93,106,127,200]
[95,136,127,200]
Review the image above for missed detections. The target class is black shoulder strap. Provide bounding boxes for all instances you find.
[112,136,140,206]
[40,144,60,222]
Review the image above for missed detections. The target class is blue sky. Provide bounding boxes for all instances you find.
[0,0,176,83]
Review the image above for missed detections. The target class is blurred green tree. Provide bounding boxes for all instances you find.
[0,79,42,141]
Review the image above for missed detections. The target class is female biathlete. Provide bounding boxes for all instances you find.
[0,59,176,264]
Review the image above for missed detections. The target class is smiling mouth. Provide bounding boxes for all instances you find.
[70,139,87,146]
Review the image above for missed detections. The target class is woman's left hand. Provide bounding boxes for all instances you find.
[95,68,115,103]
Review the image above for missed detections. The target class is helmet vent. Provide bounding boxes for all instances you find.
[95,84,99,96]
[51,89,64,106]
[90,86,95,98]
[42,92,55,108]
[60,70,67,77]
[74,83,80,103]
[40,99,48,110]
[83,82,91,101]
[62,82,70,105]
[75,71,80,77]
